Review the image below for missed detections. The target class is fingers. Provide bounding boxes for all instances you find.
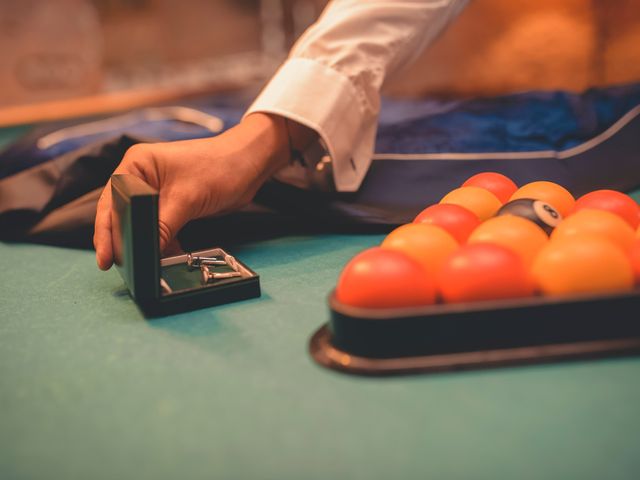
[94,180,114,270]
[93,144,148,270]
[94,141,210,271]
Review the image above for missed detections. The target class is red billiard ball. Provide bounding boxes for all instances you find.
[438,243,534,303]
[335,247,437,308]
[462,172,518,204]
[413,204,481,244]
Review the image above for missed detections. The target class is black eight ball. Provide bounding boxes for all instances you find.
[496,198,562,235]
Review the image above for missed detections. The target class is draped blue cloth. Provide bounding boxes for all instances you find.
[2,83,640,180]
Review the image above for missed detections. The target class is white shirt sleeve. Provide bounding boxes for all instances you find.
[245,0,469,192]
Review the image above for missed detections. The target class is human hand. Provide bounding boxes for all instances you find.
[94,113,313,270]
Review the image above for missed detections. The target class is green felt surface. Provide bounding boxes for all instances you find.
[2,236,640,480]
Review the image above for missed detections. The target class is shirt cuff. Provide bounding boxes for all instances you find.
[245,57,376,192]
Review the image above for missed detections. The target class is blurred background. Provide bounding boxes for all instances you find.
[1,0,639,125]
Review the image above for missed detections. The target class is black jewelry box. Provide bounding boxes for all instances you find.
[310,288,640,376]
[111,174,260,317]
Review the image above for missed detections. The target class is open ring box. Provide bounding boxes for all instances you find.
[111,174,260,317]
[310,284,640,376]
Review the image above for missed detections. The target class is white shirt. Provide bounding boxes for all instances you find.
[245,0,468,192]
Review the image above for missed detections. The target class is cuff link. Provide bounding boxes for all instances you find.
[187,251,243,284]
[200,265,242,284]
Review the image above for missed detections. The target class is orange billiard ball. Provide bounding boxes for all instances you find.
[440,186,502,221]
[572,189,640,230]
[532,236,634,296]
[551,209,635,253]
[381,223,459,275]
[468,215,548,267]
[510,181,575,217]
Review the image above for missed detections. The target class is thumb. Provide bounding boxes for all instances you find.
[157,201,190,254]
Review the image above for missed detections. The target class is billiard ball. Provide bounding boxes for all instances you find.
[381,223,459,275]
[510,181,575,217]
[438,243,534,303]
[413,203,481,244]
[552,209,635,252]
[462,172,518,203]
[496,198,562,235]
[335,247,437,308]
[532,236,634,296]
[440,186,502,220]
[468,215,548,267]
[572,189,640,229]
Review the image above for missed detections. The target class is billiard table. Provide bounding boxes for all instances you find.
[2,127,640,480]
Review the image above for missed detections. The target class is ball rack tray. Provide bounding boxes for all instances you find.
[310,289,640,375]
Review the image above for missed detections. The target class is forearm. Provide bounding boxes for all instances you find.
[247,0,469,192]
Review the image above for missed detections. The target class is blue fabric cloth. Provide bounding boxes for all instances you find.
[2,83,640,181]
[0,94,248,180]
[375,83,640,154]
